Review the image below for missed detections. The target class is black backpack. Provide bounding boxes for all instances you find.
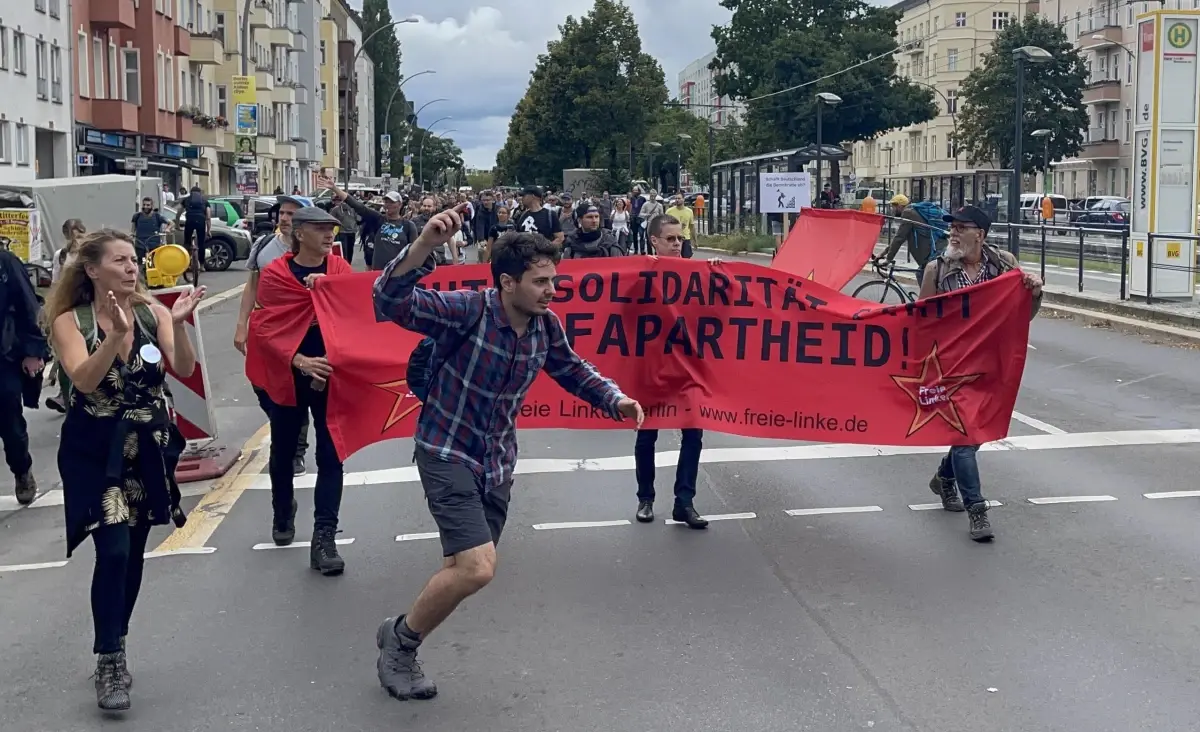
[406,301,486,403]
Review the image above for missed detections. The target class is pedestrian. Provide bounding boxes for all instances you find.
[471,191,499,250]
[562,204,624,258]
[129,198,169,262]
[629,187,646,254]
[46,219,89,414]
[558,195,578,240]
[512,185,563,244]
[235,194,313,475]
[482,205,514,263]
[329,191,360,265]
[918,205,1043,541]
[609,198,630,251]
[45,229,204,711]
[638,190,665,251]
[324,182,422,271]
[877,194,934,286]
[181,185,210,265]
[664,194,696,258]
[633,213,717,529]
[371,210,644,701]
[0,239,48,504]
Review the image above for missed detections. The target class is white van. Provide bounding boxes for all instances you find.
[1019,193,1070,225]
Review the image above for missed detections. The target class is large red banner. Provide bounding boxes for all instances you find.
[312,257,1031,461]
[772,209,883,290]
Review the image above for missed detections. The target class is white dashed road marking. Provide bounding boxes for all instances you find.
[785,506,884,517]
[251,538,357,551]
[0,560,69,573]
[665,511,756,525]
[395,532,440,542]
[1027,495,1118,505]
[144,547,218,559]
[532,520,631,531]
[909,500,1004,511]
[1144,490,1200,500]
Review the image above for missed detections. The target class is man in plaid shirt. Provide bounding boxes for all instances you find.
[370,204,644,702]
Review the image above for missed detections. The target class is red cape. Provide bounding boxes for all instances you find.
[246,252,352,407]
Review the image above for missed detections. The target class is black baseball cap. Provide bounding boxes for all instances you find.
[943,205,991,234]
[519,185,544,199]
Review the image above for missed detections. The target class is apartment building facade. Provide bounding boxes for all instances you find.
[0,0,73,183]
[676,50,745,127]
[355,49,373,177]
[294,0,326,183]
[317,13,338,171]
[328,0,361,181]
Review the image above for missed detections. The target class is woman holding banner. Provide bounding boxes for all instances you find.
[245,206,350,575]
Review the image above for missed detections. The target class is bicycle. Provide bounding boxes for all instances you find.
[852,259,921,304]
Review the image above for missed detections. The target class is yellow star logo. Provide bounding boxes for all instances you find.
[890,342,983,437]
[373,378,421,431]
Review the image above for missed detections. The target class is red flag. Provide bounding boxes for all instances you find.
[245,252,352,407]
[312,258,1031,462]
[772,208,883,289]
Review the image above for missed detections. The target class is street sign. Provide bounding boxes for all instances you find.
[759,171,811,213]
[76,153,94,167]
[124,156,149,172]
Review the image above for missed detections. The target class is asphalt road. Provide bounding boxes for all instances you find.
[3,253,1200,731]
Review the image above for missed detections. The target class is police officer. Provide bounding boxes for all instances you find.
[0,247,49,504]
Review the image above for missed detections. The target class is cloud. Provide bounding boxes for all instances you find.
[361,1,732,169]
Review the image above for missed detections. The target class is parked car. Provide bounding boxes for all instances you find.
[209,195,279,238]
[1073,197,1130,232]
[161,204,253,271]
[1069,196,1126,224]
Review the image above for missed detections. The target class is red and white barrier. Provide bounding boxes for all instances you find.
[151,285,217,442]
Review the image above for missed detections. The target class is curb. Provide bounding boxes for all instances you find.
[1038,289,1200,331]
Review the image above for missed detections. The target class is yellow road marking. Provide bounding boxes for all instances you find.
[154,422,271,552]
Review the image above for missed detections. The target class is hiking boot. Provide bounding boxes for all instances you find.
[94,652,131,711]
[635,501,654,523]
[376,616,437,701]
[14,472,36,506]
[929,474,964,512]
[119,636,132,688]
[310,527,345,576]
[272,498,298,546]
[292,455,306,477]
[967,502,994,542]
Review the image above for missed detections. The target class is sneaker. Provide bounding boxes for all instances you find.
[376,617,438,701]
[292,456,307,477]
[310,527,345,576]
[272,498,298,546]
[94,652,131,711]
[967,502,994,542]
[929,474,965,512]
[14,472,36,506]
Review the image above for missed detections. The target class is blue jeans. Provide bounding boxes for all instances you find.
[937,445,984,507]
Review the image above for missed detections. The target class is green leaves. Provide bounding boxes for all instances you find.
[954,15,1089,174]
[361,0,403,176]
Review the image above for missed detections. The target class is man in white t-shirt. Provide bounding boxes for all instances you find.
[160,183,176,209]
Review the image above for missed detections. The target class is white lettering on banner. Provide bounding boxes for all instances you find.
[152,286,217,442]
[917,385,948,407]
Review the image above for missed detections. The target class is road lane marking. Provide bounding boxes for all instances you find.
[0,560,68,573]
[1144,490,1200,500]
[196,283,246,312]
[144,547,218,559]
[665,511,756,525]
[909,500,1004,511]
[532,520,631,531]
[1115,373,1165,389]
[1027,495,1118,505]
[1010,411,1067,435]
[251,538,356,551]
[153,422,271,553]
[785,506,883,516]
[396,532,440,542]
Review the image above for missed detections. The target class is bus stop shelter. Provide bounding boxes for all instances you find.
[709,144,850,235]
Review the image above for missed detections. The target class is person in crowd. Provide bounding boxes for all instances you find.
[664,194,696,259]
[46,220,88,413]
[329,191,360,265]
[558,195,578,240]
[597,191,613,229]
[917,205,1043,541]
[412,197,437,234]
[471,191,499,248]
[482,205,514,263]
[329,185,423,270]
[160,184,175,209]
[629,187,646,254]
[129,198,170,262]
[246,206,350,572]
[0,237,48,505]
[234,194,312,476]
[633,213,718,529]
[562,204,624,259]
[181,185,210,265]
[513,185,563,244]
[637,190,665,249]
[819,182,839,209]
[371,213,644,702]
[876,194,937,286]
[609,198,631,251]
[45,229,204,711]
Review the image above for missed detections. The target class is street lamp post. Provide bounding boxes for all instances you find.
[419,129,455,191]
[1032,129,1052,195]
[340,17,418,187]
[381,69,435,174]
[676,133,692,193]
[1009,45,1053,255]
[647,141,662,190]
[815,92,842,207]
[405,98,447,157]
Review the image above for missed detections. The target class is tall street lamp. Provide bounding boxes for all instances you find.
[382,70,435,173]
[420,129,456,191]
[1031,128,1052,195]
[647,141,662,189]
[340,17,419,186]
[815,92,842,207]
[406,97,447,156]
[1009,45,1053,255]
[676,133,692,192]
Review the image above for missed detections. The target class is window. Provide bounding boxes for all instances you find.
[319,40,326,65]
[123,48,140,105]
[214,11,226,44]
[217,84,228,117]
[0,121,9,163]
[321,82,327,110]
[946,89,958,114]
[156,51,165,109]
[321,128,327,155]
[993,12,1011,30]
[1125,107,1132,141]
[931,135,937,159]
[77,32,89,97]
[165,56,174,110]
[13,31,27,75]
[36,0,47,13]
[947,138,956,159]
[15,124,29,165]
[954,12,966,27]
[51,44,63,103]
[50,0,61,19]
[35,40,48,99]
[0,26,7,70]
[947,48,958,71]
[109,40,119,99]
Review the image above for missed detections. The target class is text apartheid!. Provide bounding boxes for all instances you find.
[418,269,973,366]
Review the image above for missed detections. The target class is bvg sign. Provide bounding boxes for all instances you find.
[1168,22,1193,49]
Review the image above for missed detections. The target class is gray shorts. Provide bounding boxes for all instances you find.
[414,447,512,557]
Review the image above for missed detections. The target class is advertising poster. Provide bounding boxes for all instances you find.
[0,209,32,263]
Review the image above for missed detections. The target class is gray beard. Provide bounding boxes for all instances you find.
[944,244,965,261]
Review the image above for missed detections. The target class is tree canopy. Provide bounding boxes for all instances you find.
[414,130,463,189]
[710,0,938,169]
[954,15,1088,174]
[495,0,667,186]
[360,0,404,176]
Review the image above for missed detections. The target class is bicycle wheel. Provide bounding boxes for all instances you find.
[852,279,909,304]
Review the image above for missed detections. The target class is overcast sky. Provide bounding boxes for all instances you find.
[362,1,893,170]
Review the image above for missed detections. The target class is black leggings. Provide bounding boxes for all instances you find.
[91,522,152,655]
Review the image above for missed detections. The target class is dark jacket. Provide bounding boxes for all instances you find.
[562,229,624,259]
[885,206,934,267]
[0,250,49,364]
[471,202,498,243]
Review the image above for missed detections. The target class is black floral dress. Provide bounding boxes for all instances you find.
[58,309,185,556]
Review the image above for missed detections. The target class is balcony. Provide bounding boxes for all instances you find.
[189,124,227,148]
[293,31,308,53]
[275,141,296,161]
[294,140,313,161]
[902,39,924,55]
[294,84,309,105]
[1081,127,1121,160]
[93,99,140,132]
[270,26,295,47]
[255,69,275,91]
[249,0,272,29]
[92,0,136,29]
[190,33,224,64]
[271,82,295,104]
[255,134,277,158]
[1082,78,1121,105]
[174,25,191,56]
[1078,23,1123,51]
[176,115,194,140]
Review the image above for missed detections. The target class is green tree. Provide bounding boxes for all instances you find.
[495,0,668,185]
[954,15,1088,174]
[360,0,403,176]
[466,170,495,190]
[710,0,938,183]
[686,121,752,188]
[414,129,463,188]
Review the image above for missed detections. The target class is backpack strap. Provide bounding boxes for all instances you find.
[133,301,159,347]
[73,304,98,351]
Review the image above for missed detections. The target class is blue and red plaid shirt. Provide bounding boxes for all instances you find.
[373,250,627,492]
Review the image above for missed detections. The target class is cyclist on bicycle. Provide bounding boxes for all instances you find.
[130,197,170,263]
[875,194,934,286]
